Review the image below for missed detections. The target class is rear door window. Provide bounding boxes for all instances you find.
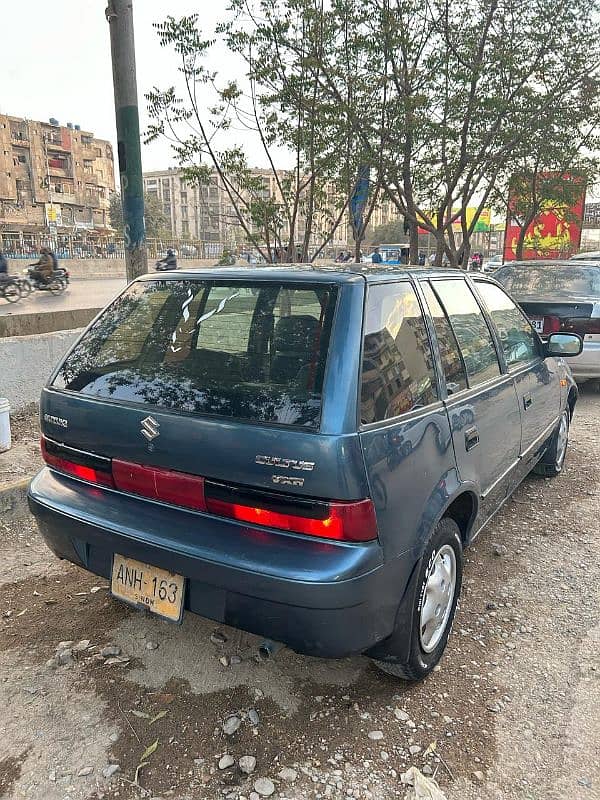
[361,282,438,424]
[420,281,468,394]
[52,279,338,429]
[432,279,501,387]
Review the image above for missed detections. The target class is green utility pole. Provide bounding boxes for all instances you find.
[106,0,147,280]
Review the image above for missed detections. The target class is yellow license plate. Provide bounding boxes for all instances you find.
[111,555,185,622]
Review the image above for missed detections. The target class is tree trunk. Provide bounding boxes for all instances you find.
[515,223,528,260]
[409,221,419,265]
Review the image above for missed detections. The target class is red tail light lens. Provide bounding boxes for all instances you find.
[543,316,560,334]
[205,494,377,542]
[112,460,206,511]
[41,438,377,542]
[561,317,600,336]
[41,436,114,488]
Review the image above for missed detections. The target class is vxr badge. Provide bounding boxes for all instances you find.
[141,416,160,442]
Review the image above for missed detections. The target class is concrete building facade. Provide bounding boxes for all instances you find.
[143,166,399,252]
[0,114,115,244]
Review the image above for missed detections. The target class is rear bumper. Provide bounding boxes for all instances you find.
[28,468,418,658]
[568,340,600,380]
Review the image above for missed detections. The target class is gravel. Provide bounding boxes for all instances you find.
[253,777,275,797]
[239,755,257,774]
[222,714,242,735]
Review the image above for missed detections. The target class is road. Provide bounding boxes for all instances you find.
[0,278,126,317]
[0,389,598,800]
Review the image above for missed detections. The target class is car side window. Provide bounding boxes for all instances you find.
[432,279,501,387]
[475,281,539,368]
[420,281,468,394]
[361,282,438,424]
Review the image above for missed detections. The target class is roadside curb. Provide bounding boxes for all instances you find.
[0,477,31,519]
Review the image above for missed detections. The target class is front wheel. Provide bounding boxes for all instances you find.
[19,278,33,297]
[2,281,22,303]
[534,409,570,477]
[372,517,463,681]
[49,277,66,295]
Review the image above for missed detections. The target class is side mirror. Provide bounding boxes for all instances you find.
[545,332,583,358]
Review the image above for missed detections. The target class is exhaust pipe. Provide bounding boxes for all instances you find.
[257,639,285,661]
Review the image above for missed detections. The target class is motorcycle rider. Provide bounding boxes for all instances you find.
[0,251,8,280]
[30,247,54,285]
[156,248,177,271]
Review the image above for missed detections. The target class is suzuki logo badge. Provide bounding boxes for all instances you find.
[141,416,160,442]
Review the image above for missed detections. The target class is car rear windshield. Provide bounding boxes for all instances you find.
[52,279,338,429]
[495,265,600,296]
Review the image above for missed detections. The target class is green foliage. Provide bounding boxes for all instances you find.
[109,191,171,239]
[145,0,600,265]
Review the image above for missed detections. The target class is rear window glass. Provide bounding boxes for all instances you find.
[495,265,600,296]
[52,279,338,428]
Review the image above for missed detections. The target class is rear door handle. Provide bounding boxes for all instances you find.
[523,393,533,410]
[465,426,479,451]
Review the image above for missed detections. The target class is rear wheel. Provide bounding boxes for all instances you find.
[534,409,569,477]
[2,281,22,303]
[372,517,463,681]
[49,277,66,295]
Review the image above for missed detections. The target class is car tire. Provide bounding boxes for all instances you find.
[534,409,570,477]
[372,517,463,681]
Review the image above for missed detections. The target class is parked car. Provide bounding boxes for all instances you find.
[494,260,600,384]
[28,266,581,680]
[570,250,600,262]
[482,254,503,272]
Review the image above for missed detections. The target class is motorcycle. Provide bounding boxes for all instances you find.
[21,266,68,296]
[155,258,178,271]
[0,277,22,304]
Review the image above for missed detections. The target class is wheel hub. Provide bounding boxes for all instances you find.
[419,544,457,653]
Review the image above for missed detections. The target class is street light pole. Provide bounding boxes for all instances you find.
[106,0,147,280]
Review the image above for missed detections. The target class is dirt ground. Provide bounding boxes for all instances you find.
[0,391,598,800]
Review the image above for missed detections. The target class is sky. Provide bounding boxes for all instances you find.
[0,0,261,172]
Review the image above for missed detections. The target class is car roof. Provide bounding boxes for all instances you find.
[497,259,600,268]
[136,264,471,284]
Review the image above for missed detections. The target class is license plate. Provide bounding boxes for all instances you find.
[111,555,185,622]
[530,316,544,333]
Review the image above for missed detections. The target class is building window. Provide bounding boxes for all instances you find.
[81,134,93,146]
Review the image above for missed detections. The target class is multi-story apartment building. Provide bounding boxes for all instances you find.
[0,114,114,240]
[144,168,227,243]
[143,166,400,252]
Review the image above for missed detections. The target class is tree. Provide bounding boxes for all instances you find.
[271,0,600,264]
[493,93,600,259]
[145,8,378,262]
[109,191,171,239]
[368,217,405,245]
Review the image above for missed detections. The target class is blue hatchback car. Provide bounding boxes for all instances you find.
[28,267,582,680]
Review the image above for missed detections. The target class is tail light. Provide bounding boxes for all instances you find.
[112,459,206,511]
[561,317,600,336]
[41,436,114,488]
[543,316,560,334]
[41,437,377,543]
[205,481,377,542]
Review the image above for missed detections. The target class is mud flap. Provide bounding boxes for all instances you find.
[364,553,422,663]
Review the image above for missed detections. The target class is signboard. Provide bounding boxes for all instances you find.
[44,203,63,227]
[503,173,586,261]
[350,165,371,240]
[417,207,491,234]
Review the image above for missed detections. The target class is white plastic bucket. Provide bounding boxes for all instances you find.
[0,398,11,453]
